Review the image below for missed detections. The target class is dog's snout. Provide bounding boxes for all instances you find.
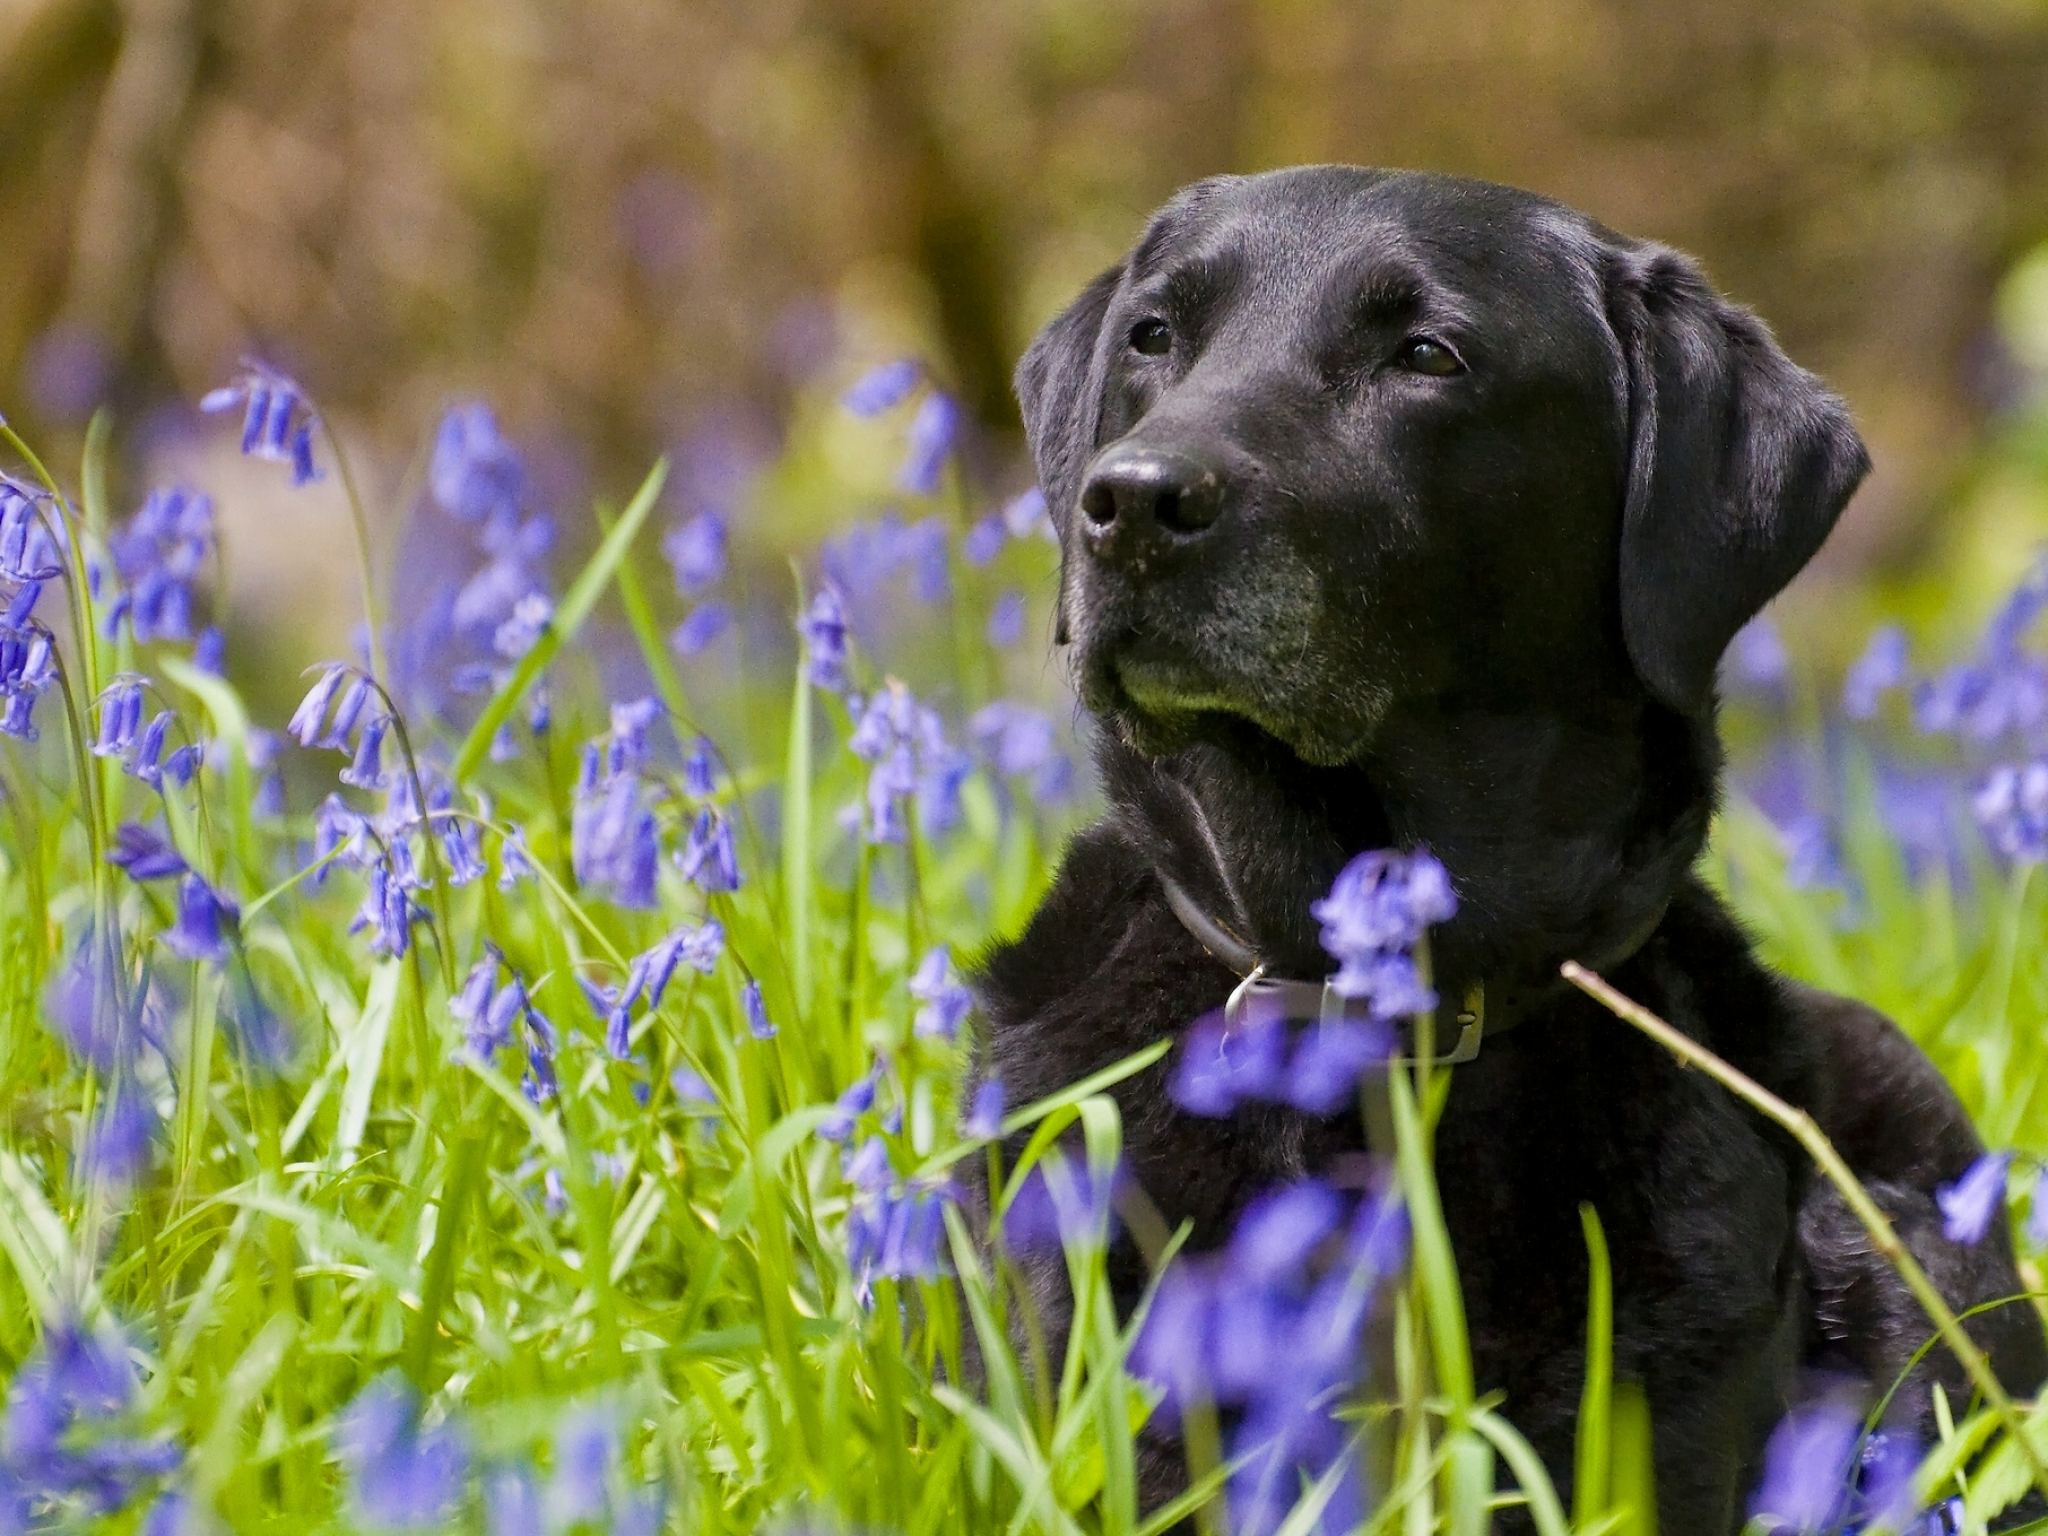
[1079,449,1226,555]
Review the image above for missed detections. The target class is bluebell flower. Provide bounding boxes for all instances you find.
[4,576,43,628]
[964,1078,1005,1139]
[439,812,486,887]
[1937,1151,2012,1244]
[94,679,145,759]
[1854,1430,1925,1532]
[162,875,236,964]
[842,358,920,416]
[847,1180,951,1298]
[819,1069,878,1143]
[522,1007,559,1103]
[350,858,422,959]
[200,362,322,486]
[663,510,727,595]
[1171,1008,1290,1117]
[970,700,1069,802]
[683,736,717,797]
[340,715,391,789]
[337,1376,468,1532]
[2030,1168,2048,1251]
[1843,624,1909,720]
[607,696,663,772]
[105,486,213,644]
[548,1408,617,1525]
[1003,485,1054,540]
[843,1134,892,1193]
[497,829,536,890]
[454,512,554,633]
[577,974,635,1060]
[83,1090,158,1186]
[1282,1021,1397,1114]
[742,980,776,1040]
[1748,1389,1862,1532]
[1312,848,1457,1019]
[1000,1160,1118,1261]
[669,1066,715,1105]
[987,589,1026,647]
[1725,614,1789,693]
[0,477,64,581]
[678,807,739,893]
[671,601,731,656]
[287,664,349,748]
[481,1462,542,1536]
[963,514,1007,566]
[799,584,852,693]
[1913,561,2048,744]
[909,946,973,1040]
[107,823,187,882]
[429,402,525,526]
[898,392,960,496]
[125,711,175,788]
[492,592,551,660]
[311,794,372,880]
[1,1317,181,1514]
[0,620,55,740]
[45,930,140,1074]
[1974,762,2048,863]
[193,625,225,675]
[571,757,660,910]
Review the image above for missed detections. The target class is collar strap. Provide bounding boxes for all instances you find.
[1160,871,1495,1066]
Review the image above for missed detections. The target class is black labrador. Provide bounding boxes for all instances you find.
[974,167,2047,1533]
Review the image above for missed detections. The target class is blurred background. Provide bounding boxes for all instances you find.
[4,0,2048,706]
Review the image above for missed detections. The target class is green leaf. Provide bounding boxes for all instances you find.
[450,456,669,783]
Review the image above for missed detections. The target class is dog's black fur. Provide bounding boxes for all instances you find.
[975,167,2047,1533]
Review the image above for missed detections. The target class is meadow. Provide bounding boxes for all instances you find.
[3,344,2048,1536]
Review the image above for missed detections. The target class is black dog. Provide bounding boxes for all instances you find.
[975,167,2046,1533]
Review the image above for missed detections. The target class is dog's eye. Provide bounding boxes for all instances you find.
[1398,338,1464,377]
[1128,318,1173,356]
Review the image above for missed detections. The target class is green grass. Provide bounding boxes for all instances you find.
[0,393,2045,1536]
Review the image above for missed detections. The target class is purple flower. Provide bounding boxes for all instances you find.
[1229,1180,1344,1287]
[162,875,236,964]
[1974,762,2048,863]
[1003,486,1054,541]
[1937,1151,2012,1245]
[819,1070,877,1143]
[0,620,55,740]
[970,700,1060,783]
[671,601,731,656]
[481,1463,542,1536]
[1311,848,1457,1019]
[1283,1021,1396,1115]
[2,1317,182,1510]
[850,684,968,843]
[429,402,524,525]
[125,711,175,788]
[908,946,973,1040]
[107,823,187,882]
[741,980,775,1040]
[0,478,64,581]
[987,590,1026,647]
[522,1007,559,1103]
[799,584,851,693]
[194,625,225,675]
[94,679,145,759]
[2029,1168,2048,1251]
[105,486,213,644]
[341,715,392,790]
[83,1091,157,1186]
[963,1079,1005,1139]
[678,808,740,893]
[200,361,322,485]
[287,665,349,748]
[1725,615,1789,693]
[898,392,961,496]
[1843,624,1909,720]
[842,359,920,416]
[455,512,554,633]
[1171,1009,1289,1117]
[337,1377,468,1532]
[492,593,551,661]
[571,756,660,910]
[1749,1390,1862,1531]
[669,1066,715,1105]
[963,514,1007,566]
[663,510,726,595]
[847,1182,951,1294]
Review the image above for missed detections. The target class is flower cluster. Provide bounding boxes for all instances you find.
[104,486,214,644]
[1131,1176,1409,1536]
[1748,1386,1929,1535]
[1312,847,1458,1018]
[664,506,730,656]
[842,1133,953,1301]
[908,945,973,1040]
[452,945,560,1101]
[94,678,201,790]
[799,583,851,694]
[576,920,724,1061]
[571,699,668,908]
[969,699,1073,805]
[201,361,322,485]
[821,509,952,614]
[0,1318,183,1527]
[841,358,962,497]
[0,481,60,740]
[847,681,971,842]
[337,1377,468,1532]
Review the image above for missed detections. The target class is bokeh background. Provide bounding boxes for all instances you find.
[5,0,2048,707]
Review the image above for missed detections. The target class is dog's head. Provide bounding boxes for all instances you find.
[1018,167,1869,764]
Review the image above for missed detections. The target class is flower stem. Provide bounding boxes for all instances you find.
[1561,959,2048,1502]
[319,418,389,685]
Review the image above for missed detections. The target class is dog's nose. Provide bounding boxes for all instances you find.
[1078,449,1226,555]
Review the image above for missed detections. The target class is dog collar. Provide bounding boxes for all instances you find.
[1159,870,1496,1065]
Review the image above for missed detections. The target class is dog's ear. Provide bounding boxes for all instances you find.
[1608,245,1870,713]
[1015,264,1124,533]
